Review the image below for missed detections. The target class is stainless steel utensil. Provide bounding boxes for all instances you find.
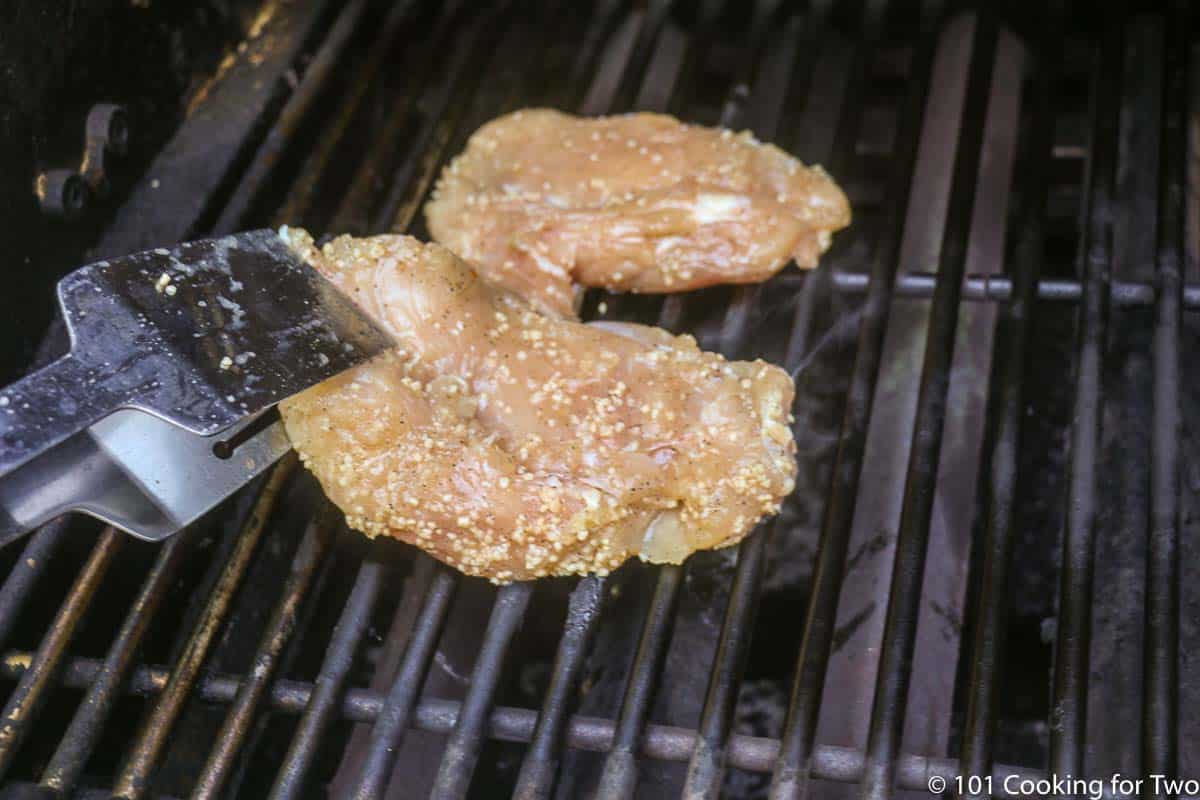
[0,229,390,544]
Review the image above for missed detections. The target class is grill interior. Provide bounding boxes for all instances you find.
[0,0,1197,798]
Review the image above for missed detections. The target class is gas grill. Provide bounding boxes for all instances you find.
[0,0,1195,798]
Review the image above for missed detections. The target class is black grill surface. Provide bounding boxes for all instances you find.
[0,1,1196,799]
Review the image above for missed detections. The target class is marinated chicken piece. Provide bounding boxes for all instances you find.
[425,109,850,317]
[277,229,796,581]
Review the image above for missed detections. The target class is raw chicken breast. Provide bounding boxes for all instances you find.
[277,229,796,581]
[425,109,850,317]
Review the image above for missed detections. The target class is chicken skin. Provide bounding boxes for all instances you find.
[425,109,850,317]
[277,228,796,581]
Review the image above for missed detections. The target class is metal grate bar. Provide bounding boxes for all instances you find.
[302,6,504,796]
[503,5,685,792]
[782,257,834,385]
[784,11,846,171]
[140,5,484,795]
[387,1,538,235]
[38,530,194,796]
[631,11,688,114]
[497,1,595,134]
[663,0,728,118]
[595,19,765,790]
[93,0,338,257]
[325,0,478,234]
[513,576,606,800]
[351,0,540,732]
[346,6,578,796]
[0,649,1081,797]
[908,17,1022,763]
[812,0,973,769]
[858,14,997,799]
[956,11,1057,796]
[1048,10,1122,779]
[780,23,863,381]
[378,8,512,236]
[313,5,577,793]
[586,5,747,796]
[111,456,296,800]
[270,0,444,226]
[768,7,943,799]
[279,10,555,796]
[682,522,767,799]
[211,0,382,235]
[349,567,456,799]
[431,0,578,189]
[826,28,1020,757]
[682,7,832,797]
[190,510,334,800]
[1143,0,1188,789]
[551,0,629,112]
[701,2,799,354]
[254,6,511,792]
[385,6,612,794]
[268,556,387,799]
[430,582,534,798]
[820,270,1200,307]
[581,0,676,116]
[595,565,684,799]
[1077,8,1158,784]
[653,284,687,335]
[0,518,70,652]
[0,527,123,781]
[2,784,169,800]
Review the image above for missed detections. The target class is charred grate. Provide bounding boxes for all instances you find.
[0,0,1196,798]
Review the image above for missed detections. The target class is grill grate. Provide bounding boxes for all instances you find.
[0,0,1195,798]
[956,4,1056,792]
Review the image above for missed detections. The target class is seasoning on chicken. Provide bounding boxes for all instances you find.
[277,228,797,581]
[425,108,850,317]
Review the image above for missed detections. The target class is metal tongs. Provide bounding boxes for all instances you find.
[0,230,391,546]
